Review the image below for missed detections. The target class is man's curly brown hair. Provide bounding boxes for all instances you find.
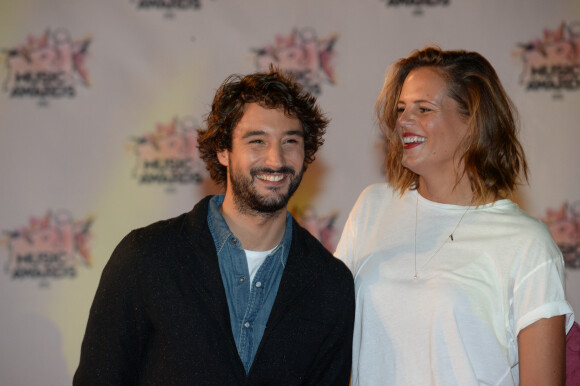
[197,67,329,187]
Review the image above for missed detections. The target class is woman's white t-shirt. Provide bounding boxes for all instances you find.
[335,183,574,385]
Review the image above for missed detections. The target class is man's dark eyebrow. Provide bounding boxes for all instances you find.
[241,129,304,139]
[241,130,265,139]
[286,130,304,137]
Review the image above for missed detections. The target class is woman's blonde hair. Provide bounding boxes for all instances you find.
[376,46,528,205]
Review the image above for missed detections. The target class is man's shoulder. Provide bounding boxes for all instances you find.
[105,197,213,278]
[137,212,187,234]
[291,217,330,253]
[122,196,212,249]
[291,218,352,280]
[130,211,189,246]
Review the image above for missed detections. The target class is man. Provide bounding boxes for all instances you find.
[74,68,355,385]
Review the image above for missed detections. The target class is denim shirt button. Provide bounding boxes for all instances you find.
[239,276,246,282]
[244,322,250,328]
[255,281,262,288]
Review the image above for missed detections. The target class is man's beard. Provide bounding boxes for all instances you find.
[229,164,303,217]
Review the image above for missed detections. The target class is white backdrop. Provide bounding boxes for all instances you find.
[1,1,579,384]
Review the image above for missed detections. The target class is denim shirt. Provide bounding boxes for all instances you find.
[207,195,291,373]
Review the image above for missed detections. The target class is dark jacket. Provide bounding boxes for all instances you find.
[73,196,355,385]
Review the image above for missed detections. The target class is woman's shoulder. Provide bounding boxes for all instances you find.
[356,182,397,204]
[487,199,551,235]
[345,183,404,225]
[481,200,561,262]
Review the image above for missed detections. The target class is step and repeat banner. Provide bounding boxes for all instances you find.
[1,0,579,384]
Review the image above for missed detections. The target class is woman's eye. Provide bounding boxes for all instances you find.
[419,107,431,113]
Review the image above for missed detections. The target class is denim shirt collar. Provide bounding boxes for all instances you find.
[207,195,293,372]
[207,195,292,257]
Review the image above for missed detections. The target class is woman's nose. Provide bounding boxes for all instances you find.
[397,108,415,127]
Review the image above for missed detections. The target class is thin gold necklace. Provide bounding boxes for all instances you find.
[413,194,471,280]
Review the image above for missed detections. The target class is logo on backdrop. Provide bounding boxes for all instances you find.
[253,28,338,95]
[516,21,580,93]
[381,0,450,15]
[128,116,205,189]
[292,206,339,252]
[131,0,202,17]
[542,200,580,269]
[1,29,91,103]
[1,211,94,284]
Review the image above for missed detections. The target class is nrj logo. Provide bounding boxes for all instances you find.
[542,200,580,269]
[254,28,338,95]
[516,21,580,92]
[1,29,91,101]
[132,0,202,12]
[381,0,449,15]
[128,116,205,189]
[292,206,339,252]
[1,211,94,284]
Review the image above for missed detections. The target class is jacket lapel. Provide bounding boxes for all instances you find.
[176,202,322,380]
[177,197,245,373]
[265,220,321,331]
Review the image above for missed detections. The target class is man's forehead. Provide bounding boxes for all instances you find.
[233,104,303,136]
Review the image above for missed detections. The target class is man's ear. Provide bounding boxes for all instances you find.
[217,149,229,167]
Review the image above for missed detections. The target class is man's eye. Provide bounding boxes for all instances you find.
[419,107,432,113]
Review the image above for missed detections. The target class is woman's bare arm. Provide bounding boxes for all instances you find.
[518,315,566,386]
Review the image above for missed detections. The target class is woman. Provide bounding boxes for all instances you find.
[335,46,574,385]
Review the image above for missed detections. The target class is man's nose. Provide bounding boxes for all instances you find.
[264,144,284,168]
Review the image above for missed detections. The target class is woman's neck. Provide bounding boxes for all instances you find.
[417,174,474,205]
